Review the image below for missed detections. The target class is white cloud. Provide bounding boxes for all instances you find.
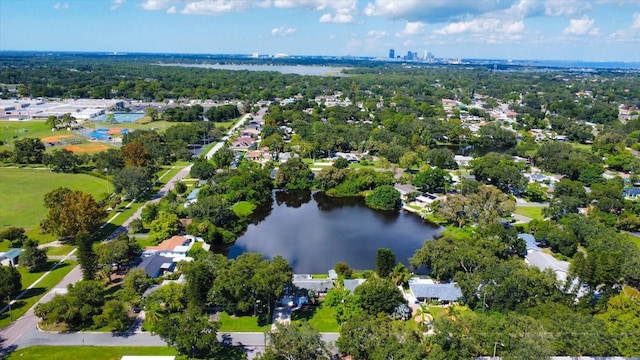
[181,0,269,15]
[545,0,590,17]
[563,16,599,35]
[140,0,172,11]
[633,12,640,29]
[53,2,69,10]
[609,12,640,41]
[319,12,353,23]
[110,0,125,11]
[276,0,357,23]
[166,6,176,14]
[140,0,356,21]
[434,18,524,35]
[271,27,297,37]
[397,21,425,36]
[366,30,389,38]
[364,0,517,22]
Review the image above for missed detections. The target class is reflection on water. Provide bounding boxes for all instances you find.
[225,190,441,273]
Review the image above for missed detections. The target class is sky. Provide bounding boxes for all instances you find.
[1,0,640,62]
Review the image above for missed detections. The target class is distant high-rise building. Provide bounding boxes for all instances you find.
[407,51,414,60]
[389,49,395,59]
[423,50,428,60]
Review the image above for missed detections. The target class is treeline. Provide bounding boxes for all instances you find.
[204,104,240,122]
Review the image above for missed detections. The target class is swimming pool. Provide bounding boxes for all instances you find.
[92,113,144,123]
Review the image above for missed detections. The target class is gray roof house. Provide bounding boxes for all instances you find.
[409,281,463,304]
[292,275,334,294]
[137,255,176,278]
[0,248,22,266]
[343,279,366,293]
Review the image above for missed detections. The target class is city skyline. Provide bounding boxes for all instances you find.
[1,0,640,62]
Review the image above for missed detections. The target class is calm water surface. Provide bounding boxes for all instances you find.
[226,191,441,273]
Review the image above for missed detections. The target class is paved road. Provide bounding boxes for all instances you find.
[0,112,258,357]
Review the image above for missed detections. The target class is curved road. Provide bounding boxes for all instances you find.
[1,112,256,357]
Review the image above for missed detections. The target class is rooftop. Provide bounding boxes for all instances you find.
[409,282,463,302]
[145,235,191,252]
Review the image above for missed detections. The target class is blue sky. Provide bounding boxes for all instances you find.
[1,0,640,62]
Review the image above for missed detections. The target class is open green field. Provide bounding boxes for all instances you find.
[0,168,109,229]
[0,120,74,145]
[0,260,77,328]
[514,205,545,221]
[7,346,180,360]
[217,312,269,332]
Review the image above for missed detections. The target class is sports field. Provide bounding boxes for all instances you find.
[0,168,109,229]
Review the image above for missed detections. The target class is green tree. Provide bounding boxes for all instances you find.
[144,107,159,121]
[333,157,350,169]
[260,322,331,360]
[13,137,45,164]
[337,315,428,360]
[43,149,81,172]
[76,231,98,281]
[124,267,150,295]
[354,277,405,316]
[413,167,452,193]
[43,188,106,239]
[275,157,314,190]
[93,299,130,332]
[0,265,22,300]
[155,307,222,359]
[147,211,180,244]
[20,239,48,273]
[365,185,401,211]
[112,166,153,199]
[0,226,28,247]
[334,261,353,279]
[596,290,640,357]
[376,248,396,278]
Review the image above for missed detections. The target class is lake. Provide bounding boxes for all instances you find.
[158,63,349,76]
[226,191,441,274]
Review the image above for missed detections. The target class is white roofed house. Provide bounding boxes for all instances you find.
[408,278,463,305]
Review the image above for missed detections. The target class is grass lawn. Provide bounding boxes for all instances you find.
[627,233,640,249]
[232,201,256,217]
[155,165,186,186]
[135,235,156,248]
[217,312,269,332]
[44,244,75,256]
[6,346,180,360]
[514,206,544,221]
[0,120,74,148]
[291,304,340,332]
[0,260,77,328]
[0,168,109,229]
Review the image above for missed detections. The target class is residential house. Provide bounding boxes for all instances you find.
[343,279,366,294]
[454,155,474,167]
[292,274,334,294]
[0,248,21,266]
[394,184,418,200]
[408,278,463,304]
[184,188,200,208]
[519,233,570,284]
[143,235,195,259]
[137,255,176,278]
[229,136,256,150]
